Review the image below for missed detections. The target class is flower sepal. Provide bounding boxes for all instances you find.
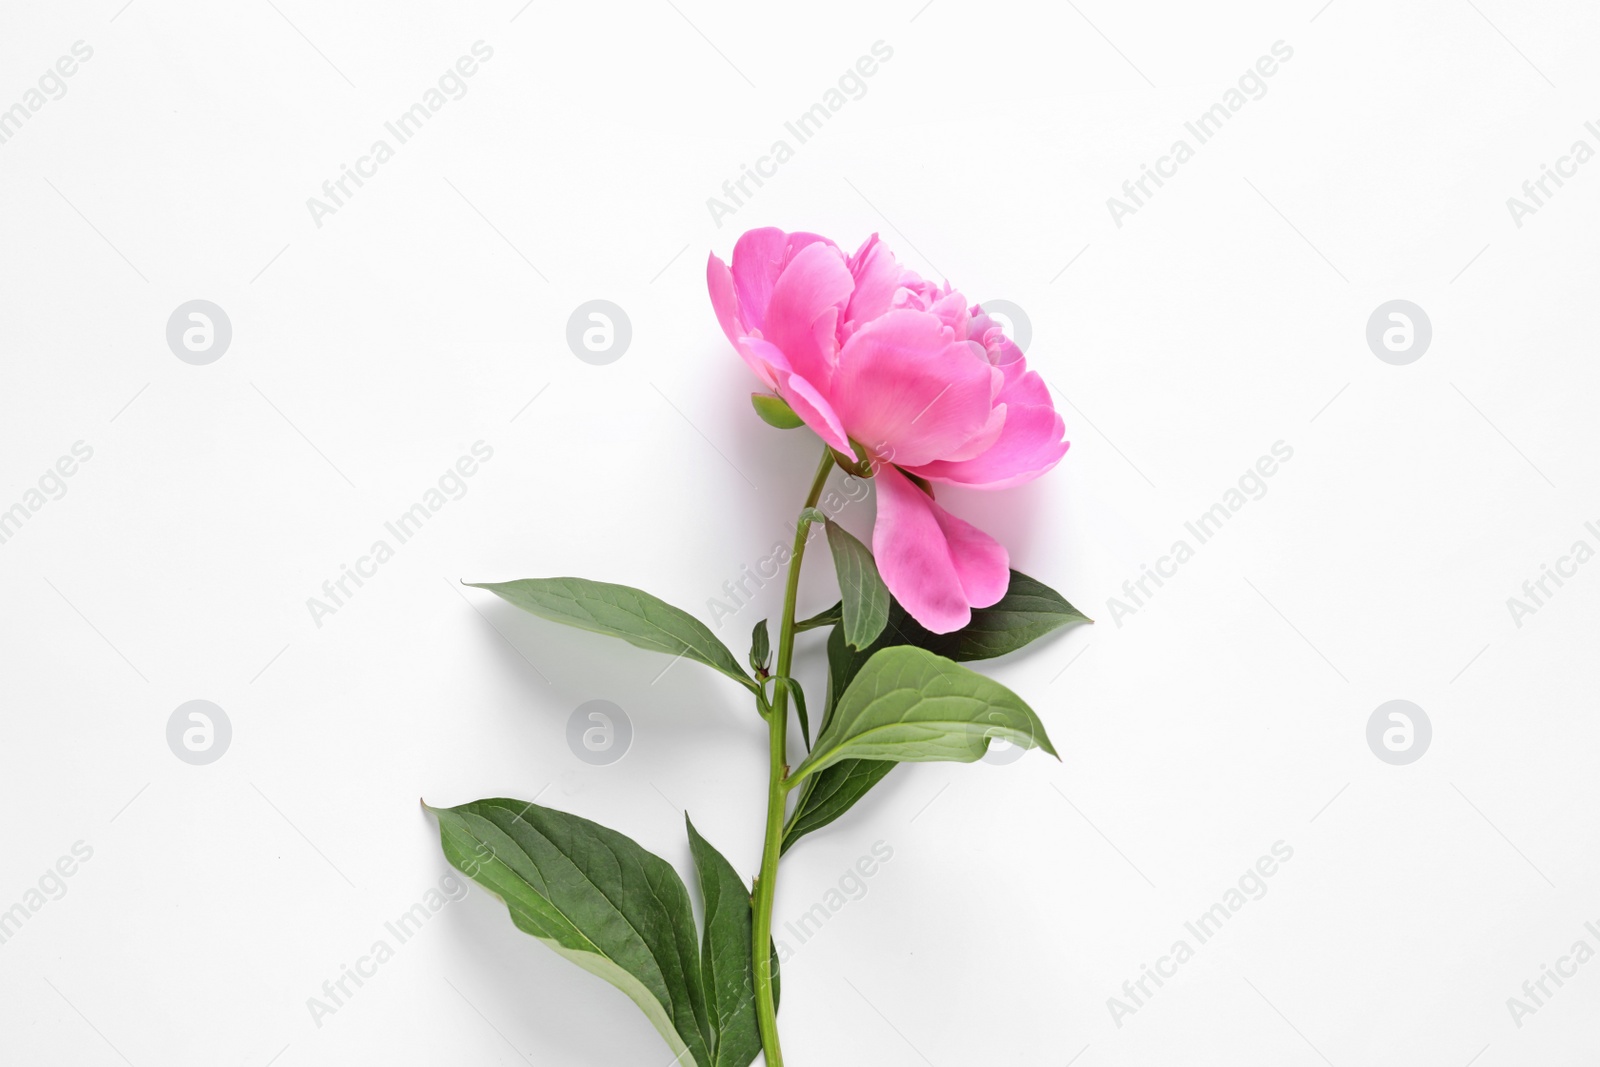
[829,439,875,479]
[751,392,806,429]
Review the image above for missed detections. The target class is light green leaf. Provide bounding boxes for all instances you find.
[686,817,766,1067]
[751,393,805,429]
[466,577,756,692]
[429,799,714,1066]
[825,522,890,650]
[790,646,1058,783]
[782,624,895,853]
[785,574,1083,851]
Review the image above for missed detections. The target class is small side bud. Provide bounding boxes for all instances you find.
[749,618,772,675]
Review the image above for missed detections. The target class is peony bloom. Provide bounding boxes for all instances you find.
[708,228,1069,634]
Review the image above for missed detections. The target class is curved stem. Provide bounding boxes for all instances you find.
[752,446,835,1066]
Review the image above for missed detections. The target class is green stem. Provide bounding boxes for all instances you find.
[752,446,835,1066]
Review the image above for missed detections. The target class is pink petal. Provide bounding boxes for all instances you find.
[996,365,1050,406]
[973,328,1045,406]
[872,466,1010,633]
[779,373,852,454]
[708,253,760,357]
[969,305,1031,382]
[735,340,781,391]
[907,404,1069,490]
[833,310,995,469]
[892,275,944,313]
[743,338,852,452]
[872,465,971,633]
[941,403,1008,462]
[929,290,971,338]
[728,228,787,334]
[762,241,853,391]
[727,229,835,334]
[932,501,1010,609]
[844,233,906,328]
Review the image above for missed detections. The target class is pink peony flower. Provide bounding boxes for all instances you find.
[708,227,1069,634]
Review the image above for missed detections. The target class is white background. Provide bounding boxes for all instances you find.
[2,0,1597,1064]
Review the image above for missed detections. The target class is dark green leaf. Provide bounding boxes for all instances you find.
[823,620,872,726]
[686,817,763,1067]
[917,570,1090,661]
[790,646,1058,783]
[769,939,780,1010]
[846,571,1088,663]
[794,603,841,633]
[782,759,894,854]
[787,677,810,751]
[825,522,890,650]
[429,798,713,1066]
[466,577,756,692]
[751,393,805,429]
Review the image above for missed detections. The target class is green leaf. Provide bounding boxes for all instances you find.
[781,625,897,853]
[760,675,812,750]
[790,645,1058,783]
[784,574,1083,851]
[430,799,714,1066]
[751,393,805,429]
[749,619,770,675]
[825,522,890,650]
[794,602,841,632]
[914,570,1090,661]
[822,620,872,726]
[782,759,894,854]
[787,677,811,750]
[466,577,756,692]
[686,817,765,1067]
[769,936,781,1011]
[809,571,1087,667]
